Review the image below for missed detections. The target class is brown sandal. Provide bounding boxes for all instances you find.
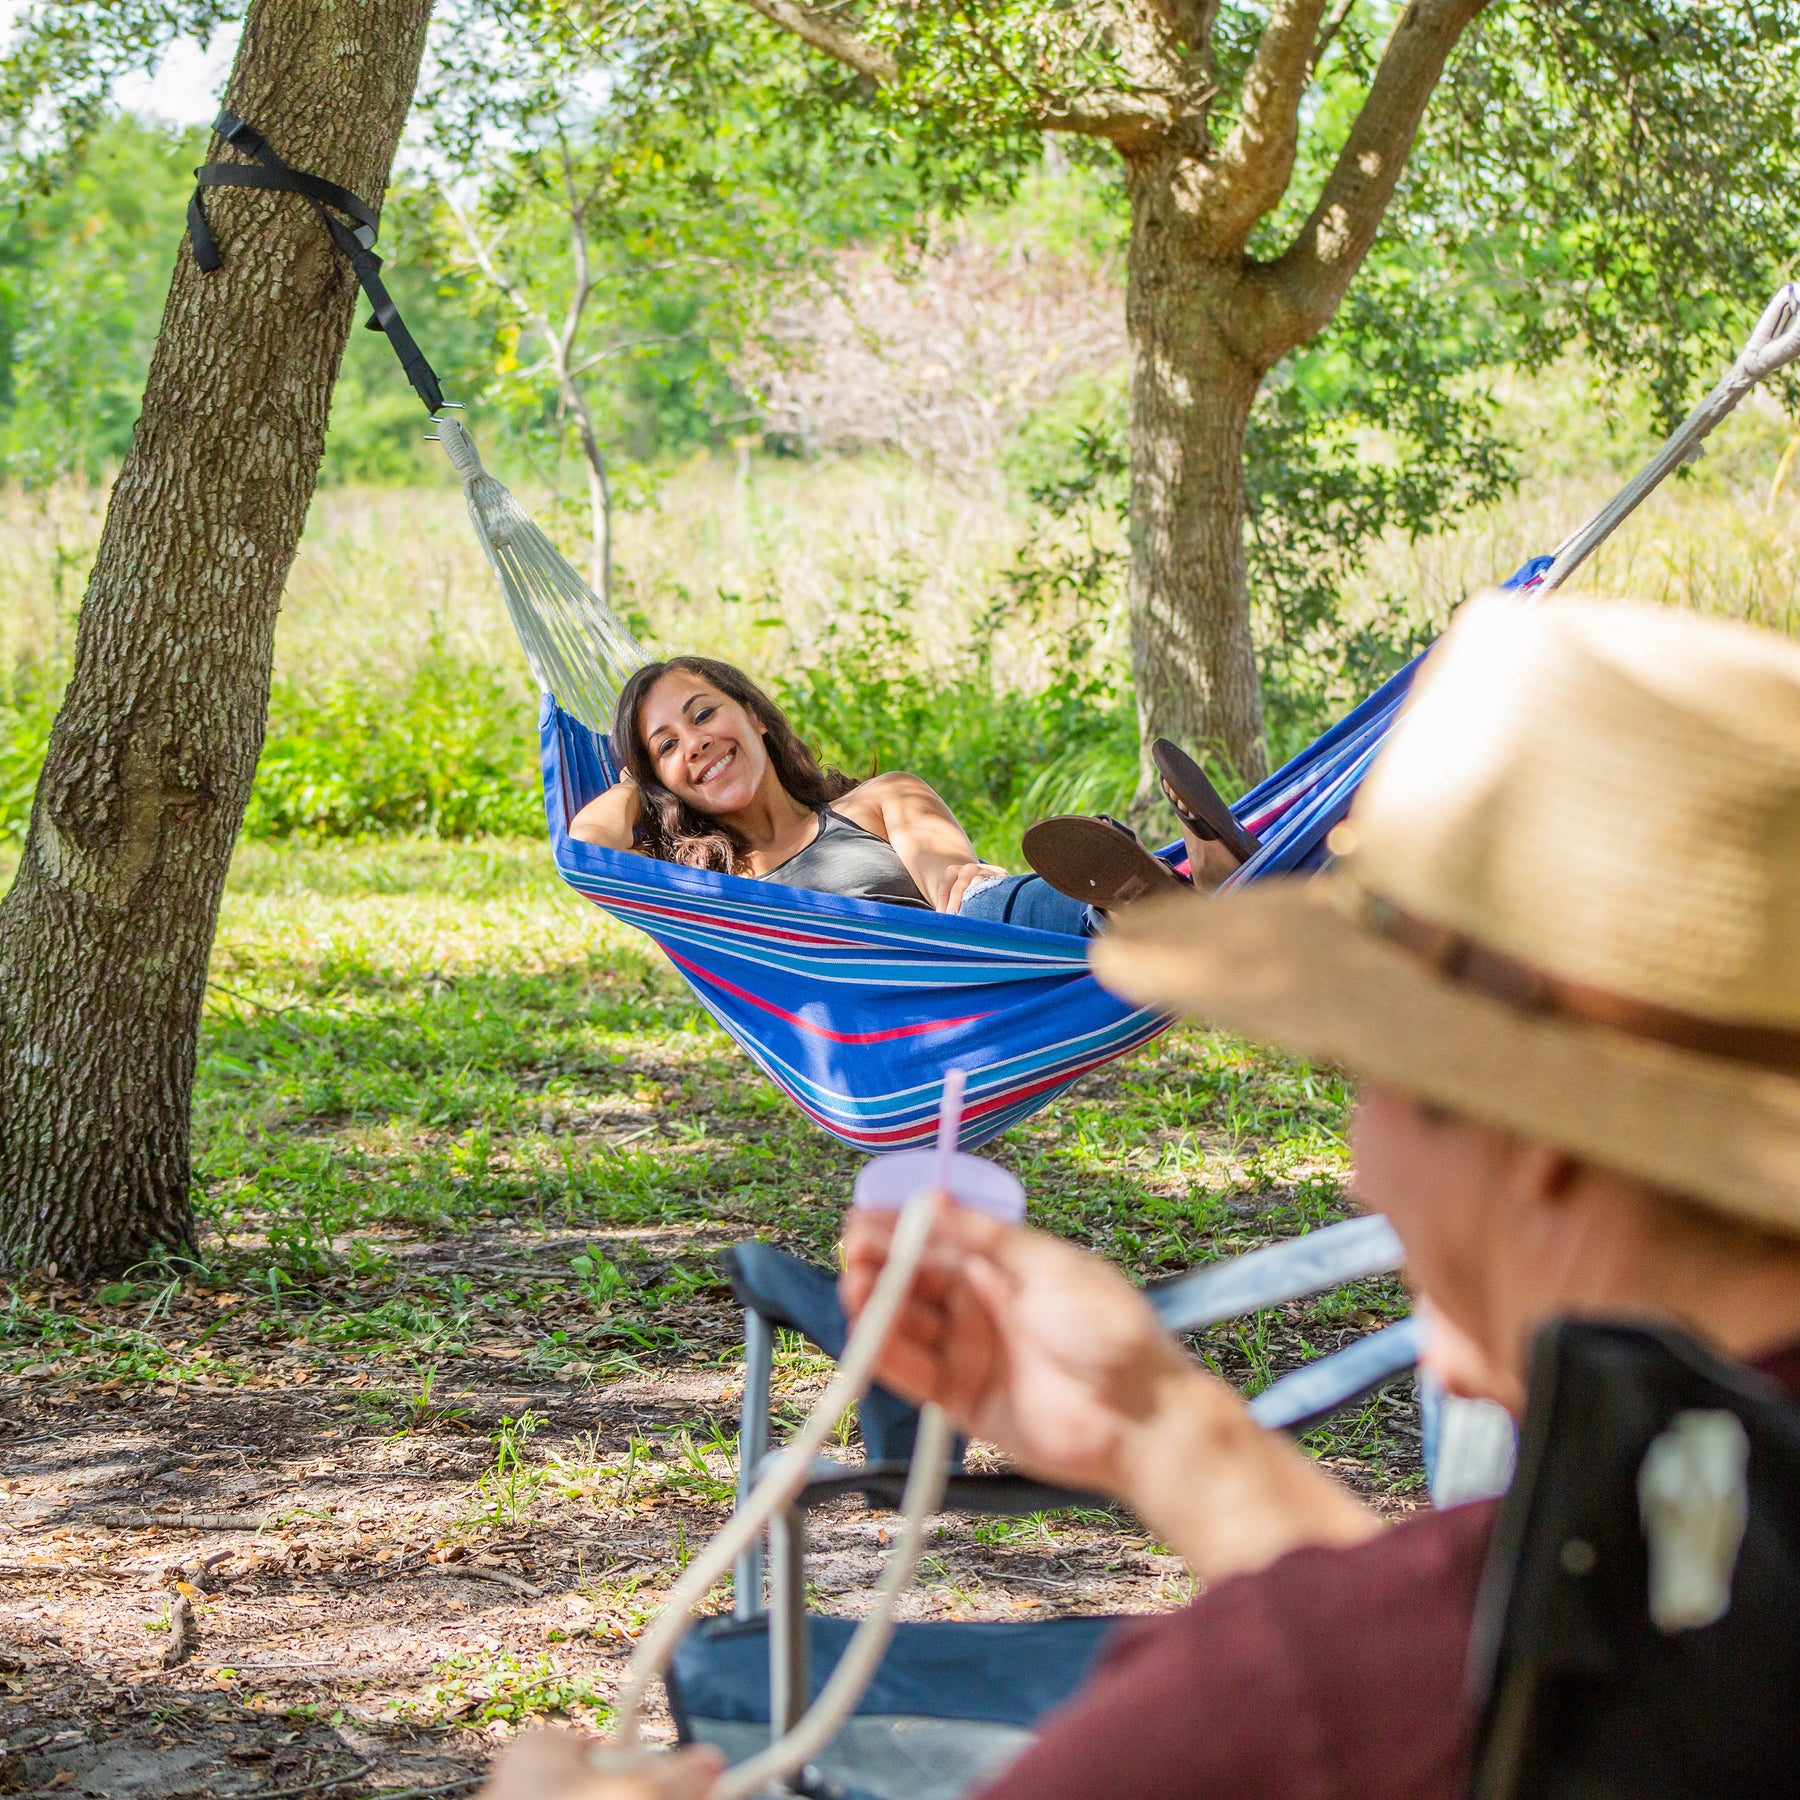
[1151,739,1261,867]
[1022,815,1183,911]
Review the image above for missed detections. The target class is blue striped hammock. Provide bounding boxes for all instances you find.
[534,554,1551,1151]
[440,282,1800,1151]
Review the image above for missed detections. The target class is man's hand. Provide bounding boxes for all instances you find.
[840,1200,1383,1581]
[480,1732,723,1800]
[840,1199,1192,1496]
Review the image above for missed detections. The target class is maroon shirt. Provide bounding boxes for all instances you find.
[981,1344,1800,1800]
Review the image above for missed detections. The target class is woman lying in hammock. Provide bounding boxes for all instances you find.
[571,656,1258,931]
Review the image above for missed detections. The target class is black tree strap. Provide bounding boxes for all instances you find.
[188,110,445,416]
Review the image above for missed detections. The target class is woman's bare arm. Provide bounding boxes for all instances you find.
[569,779,644,851]
[836,773,1004,912]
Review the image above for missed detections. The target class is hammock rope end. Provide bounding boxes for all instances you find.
[437,415,486,485]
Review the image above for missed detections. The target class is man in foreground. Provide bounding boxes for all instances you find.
[485,589,1800,1797]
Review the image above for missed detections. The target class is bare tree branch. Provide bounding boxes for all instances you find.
[564,331,699,381]
[1203,0,1333,252]
[440,175,616,604]
[735,0,897,82]
[1260,0,1492,349]
[440,187,546,340]
[1310,0,1357,70]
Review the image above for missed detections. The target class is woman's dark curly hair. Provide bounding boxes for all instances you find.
[611,656,855,874]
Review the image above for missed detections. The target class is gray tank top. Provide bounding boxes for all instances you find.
[759,807,929,909]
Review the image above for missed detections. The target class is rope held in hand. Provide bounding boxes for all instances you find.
[607,1076,968,1798]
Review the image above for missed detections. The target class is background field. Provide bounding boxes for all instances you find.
[5,367,1799,864]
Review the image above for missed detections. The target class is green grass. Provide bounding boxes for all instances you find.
[197,837,1362,1270]
[0,835,1415,1495]
[410,1649,612,1729]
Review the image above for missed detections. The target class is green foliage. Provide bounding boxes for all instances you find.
[570,1251,627,1308]
[415,0,938,538]
[1244,246,1518,760]
[0,639,541,848]
[0,106,498,487]
[768,564,1136,861]
[320,184,502,485]
[242,643,539,841]
[0,114,198,482]
[1428,1,1800,427]
[0,652,60,839]
[416,1649,607,1727]
[462,1409,548,1529]
[0,2,234,182]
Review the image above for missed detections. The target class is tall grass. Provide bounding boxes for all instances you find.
[0,372,1796,859]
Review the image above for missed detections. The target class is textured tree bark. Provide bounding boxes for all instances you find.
[1123,152,1269,784]
[0,0,434,1274]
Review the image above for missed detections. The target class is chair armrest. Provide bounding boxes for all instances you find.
[1147,1214,1403,1332]
[1248,1316,1423,1434]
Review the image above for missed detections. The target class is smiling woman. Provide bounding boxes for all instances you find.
[571,656,1057,922]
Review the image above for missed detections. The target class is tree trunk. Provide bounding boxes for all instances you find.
[1123,152,1269,789]
[0,0,434,1275]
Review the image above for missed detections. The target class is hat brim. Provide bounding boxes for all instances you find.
[1089,881,1800,1235]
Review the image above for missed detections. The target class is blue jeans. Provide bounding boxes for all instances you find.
[956,874,1100,937]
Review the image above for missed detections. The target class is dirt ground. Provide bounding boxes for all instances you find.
[0,1215,1420,1799]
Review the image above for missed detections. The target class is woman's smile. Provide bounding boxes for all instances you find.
[694,746,737,787]
[680,733,758,811]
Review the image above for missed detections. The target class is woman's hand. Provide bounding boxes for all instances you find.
[937,860,1008,914]
[480,1733,724,1800]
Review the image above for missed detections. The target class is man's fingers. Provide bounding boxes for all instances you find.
[840,1194,994,1319]
[480,1736,727,1800]
[660,1747,728,1799]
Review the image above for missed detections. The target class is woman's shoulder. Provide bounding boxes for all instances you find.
[840,771,942,806]
[833,771,938,838]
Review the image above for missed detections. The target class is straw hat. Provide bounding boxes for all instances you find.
[1090,593,1800,1232]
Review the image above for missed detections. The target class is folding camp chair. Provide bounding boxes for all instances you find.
[1467,1319,1800,1799]
[666,1216,1431,1799]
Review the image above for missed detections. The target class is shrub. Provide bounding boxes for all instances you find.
[244,643,540,840]
[0,643,542,846]
[771,564,1137,865]
[0,660,61,844]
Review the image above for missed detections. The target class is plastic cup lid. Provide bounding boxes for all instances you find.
[852,1149,1026,1224]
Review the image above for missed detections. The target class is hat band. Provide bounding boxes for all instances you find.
[1358,892,1800,1078]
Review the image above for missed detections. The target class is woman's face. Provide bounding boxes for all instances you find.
[635,668,773,816]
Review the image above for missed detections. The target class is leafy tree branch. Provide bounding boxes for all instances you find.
[1264,0,1491,348]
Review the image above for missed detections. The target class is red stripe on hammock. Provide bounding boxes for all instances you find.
[592,892,852,950]
[667,950,994,1045]
[779,1041,1144,1146]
